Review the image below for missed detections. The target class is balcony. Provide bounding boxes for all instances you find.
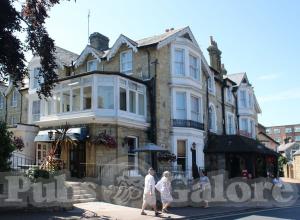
[172,119,204,131]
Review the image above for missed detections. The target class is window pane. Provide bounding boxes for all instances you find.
[295,127,300,132]
[32,100,40,122]
[121,51,133,73]
[83,87,92,110]
[98,86,114,109]
[177,140,186,171]
[191,96,200,122]
[240,91,247,108]
[174,49,184,75]
[119,87,127,111]
[72,88,81,111]
[189,55,199,80]
[62,91,70,112]
[176,92,186,119]
[87,60,97,72]
[54,94,61,113]
[138,94,145,116]
[129,90,136,113]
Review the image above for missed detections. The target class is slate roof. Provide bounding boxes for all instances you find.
[204,134,279,156]
[136,27,186,47]
[55,46,79,66]
[226,72,246,85]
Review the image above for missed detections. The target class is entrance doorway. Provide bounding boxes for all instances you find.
[69,142,86,178]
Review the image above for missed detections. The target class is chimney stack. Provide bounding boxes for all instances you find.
[89,32,109,51]
[207,36,222,73]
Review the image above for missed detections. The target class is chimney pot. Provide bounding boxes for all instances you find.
[165,29,169,32]
[170,27,174,31]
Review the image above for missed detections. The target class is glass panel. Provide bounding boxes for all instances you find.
[138,94,145,116]
[32,100,40,122]
[72,88,81,111]
[174,49,184,75]
[98,86,114,109]
[176,92,186,119]
[83,86,92,110]
[129,90,136,113]
[119,87,127,111]
[189,55,199,80]
[62,91,71,112]
[54,93,61,113]
[191,96,200,122]
[177,140,186,171]
[87,60,97,72]
[121,51,133,73]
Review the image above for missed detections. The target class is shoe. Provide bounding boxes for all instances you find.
[162,209,169,213]
[141,211,147,215]
[155,212,161,216]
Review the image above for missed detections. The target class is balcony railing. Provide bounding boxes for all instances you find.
[172,119,204,131]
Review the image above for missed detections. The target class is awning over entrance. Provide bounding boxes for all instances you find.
[204,134,280,156]
[34,127,88,142]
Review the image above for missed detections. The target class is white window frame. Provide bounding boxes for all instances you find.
[175,92,187,120]
[174,48,185,76]
[189,53,200,81]
[11,90,17,107]
[285,127,293,133]
[120,50,133,75]
[209,103,217,132]
[208,74,215,94]
[226,112,235,135]
[294,127,300,132]
[190,95,201,122]
[273,128,281,134]
[176,139,187,171]
[239,90,247,108]
[240,118,249,132]
[87,59,98,72]
[32,100,41,122]
[127,136,139,176]
[295,136,300,142]
[226,87,233,103]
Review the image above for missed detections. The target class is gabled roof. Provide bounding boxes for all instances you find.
[136,27,187,47]
[258,131,279,145]
[227,72,248,86]
[75,45,104,67]
[106,34,138,61]
[55,46,78,66]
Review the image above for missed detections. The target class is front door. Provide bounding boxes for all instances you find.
[69,142,86,178]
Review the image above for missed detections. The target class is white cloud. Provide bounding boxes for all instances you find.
[258,88,300,103]
[257,74,280,81]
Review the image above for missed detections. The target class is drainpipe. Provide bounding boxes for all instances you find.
[221,80,226,135]
[151,59,158,144]
[205,75,210,135]
[5,93,8,124]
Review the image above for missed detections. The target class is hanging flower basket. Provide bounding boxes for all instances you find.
[158,152,177,163]
[91,132,117,148]
[12,136,25,151]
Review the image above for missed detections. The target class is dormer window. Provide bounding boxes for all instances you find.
[87,59,97,72]
[120,50,133,74]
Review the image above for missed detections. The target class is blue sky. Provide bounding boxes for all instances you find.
[41,0,300,127]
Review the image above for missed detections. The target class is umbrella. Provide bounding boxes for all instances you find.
[133,143,169,152]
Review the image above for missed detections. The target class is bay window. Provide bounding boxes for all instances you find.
[32,100,41,122]
[189,54,200,80]
[174,48,185,76]
[191,96,201,122]
[138,93,145,116]
[119,87,127,111]
[83,87,92,110]
[72,88,81,111]
[241,118,248,132]
[120,50,133,74]
[98,86,114,109]
[176,92,186,119]
[62,91,71,112]
[129,90,136,113]
[239,90,247,108]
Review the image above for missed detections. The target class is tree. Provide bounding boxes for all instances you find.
[278,155,288,177]
[0,0,62,98]
[0,122,16,171]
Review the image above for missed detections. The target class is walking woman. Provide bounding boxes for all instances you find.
[199,170,210,208]
[156,171,173,213]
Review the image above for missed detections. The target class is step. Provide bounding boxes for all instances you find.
[72,194,95,199]
[72,197,97,203]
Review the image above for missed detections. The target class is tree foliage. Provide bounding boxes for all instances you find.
[0,122,16,171]
[0,0,61,98]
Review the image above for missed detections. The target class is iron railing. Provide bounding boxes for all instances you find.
[10,154,35,172]
[172,119,204,130]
